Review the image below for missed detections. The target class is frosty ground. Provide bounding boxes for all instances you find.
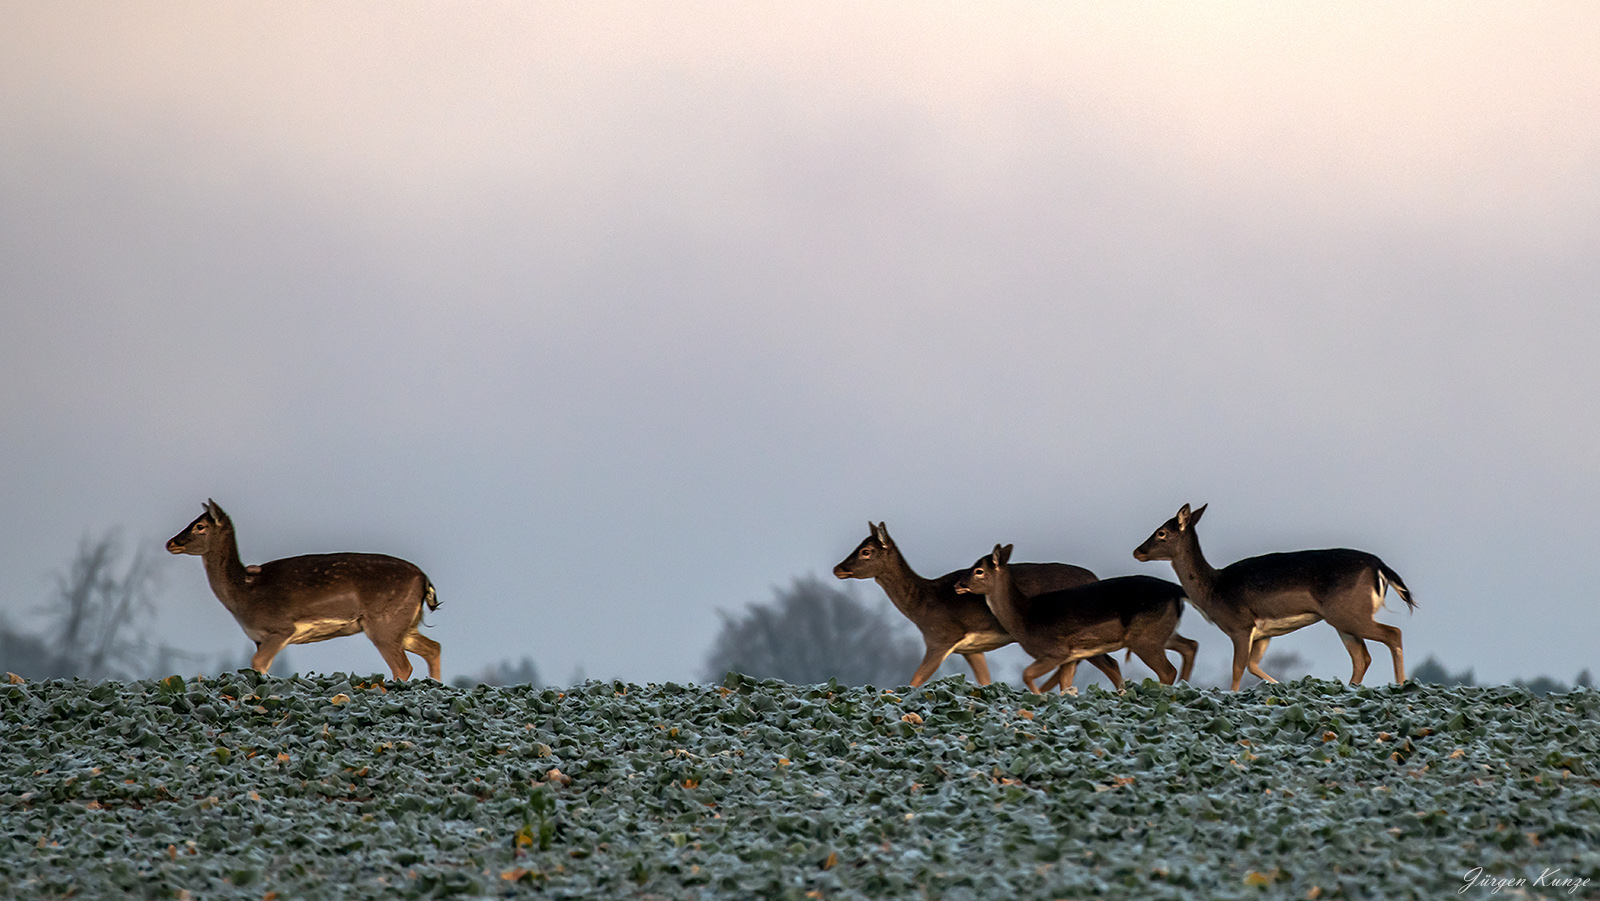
[3,672,1597,899]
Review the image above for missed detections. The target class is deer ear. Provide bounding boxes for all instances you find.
[1176,503,1192,529]
[875,522,892,547]
[1189,503,1207,526]
[205,499,225,523]
[998,544,1013,565]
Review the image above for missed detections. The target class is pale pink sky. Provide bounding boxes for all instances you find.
[3,4,1597,684]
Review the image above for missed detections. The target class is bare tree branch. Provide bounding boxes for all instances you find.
[33,531,163,680]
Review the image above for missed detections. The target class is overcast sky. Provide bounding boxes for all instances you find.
[3,3,1597,687]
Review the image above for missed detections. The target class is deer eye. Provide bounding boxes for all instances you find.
[859,547,872,557]
[194,523,206,532]
[1156,529,1167,538]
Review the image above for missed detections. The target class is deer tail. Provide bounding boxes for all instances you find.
[1377,563,1415,611]
[423,578,440,612]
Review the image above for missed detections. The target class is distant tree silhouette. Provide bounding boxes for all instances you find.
[1411,656,1597,695]
[0,619,63,679]
[1513,675,1568,696]
[0,530,203,681]
[702,575,923,687]
[1411,656,1476,686]
[37,532,160,680]
[700,576,928,688]
[453,656,541,688]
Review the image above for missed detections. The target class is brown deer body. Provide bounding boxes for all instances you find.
[955,544,1190,694]
[166,500,442,680]
[1133,503,1414,690]
[833,522,1124,690]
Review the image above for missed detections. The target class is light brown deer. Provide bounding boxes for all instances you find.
[955,544,1191,694]
[1133,503,1414,690]
[166,500,442,680]
[833,522,1125,690]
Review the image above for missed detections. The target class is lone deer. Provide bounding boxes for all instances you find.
[834,522,1125,690]
[955,544,1191,694]
[166,500,442,680]
[1133,503,1414,690]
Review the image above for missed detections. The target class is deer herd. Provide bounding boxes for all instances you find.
[168,499,1413,693]
[839,506,1413,693]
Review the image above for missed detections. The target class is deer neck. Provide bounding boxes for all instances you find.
[201,528,254,613]
[981,567,1026,636]
[871,550,934,615]
[1170,530,1222,614]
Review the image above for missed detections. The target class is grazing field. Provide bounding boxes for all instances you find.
[2,672,1598,899]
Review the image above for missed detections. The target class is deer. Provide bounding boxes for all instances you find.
[1133,503,1414,690]
[955,544,1191,694]
[834,522,1125,691]
[166,500,442,680]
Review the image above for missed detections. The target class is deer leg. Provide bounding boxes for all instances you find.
[1228,634,1254,691]
[1085,654,1124,691]
[1246,636,1277,683]
[960,652,992,687]
[251,633,293,674]
[376,644,414,681]
[403,630,443,681]
[1021,658,1061,695]
[363,626,414,681]
[1382,624,1406,683]
[1336,630,1372,684]
[1334,619,1404,683]
[909,645,954,687]
[1054,661,1079,695]
[1167,634,1199,682]
[1132,643,1179,685]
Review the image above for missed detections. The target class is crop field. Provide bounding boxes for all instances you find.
[2,673,1598,900]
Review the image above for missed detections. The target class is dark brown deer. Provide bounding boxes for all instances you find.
[955,544,1191,694]
[1133,503,1414,690]
[833,522,1124,690]
[166,500,442,680]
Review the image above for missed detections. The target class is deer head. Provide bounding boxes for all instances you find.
[1133,503,1205,562]
[166,499,232,556]
[954,544,1012,595]
[832,521,898,579]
